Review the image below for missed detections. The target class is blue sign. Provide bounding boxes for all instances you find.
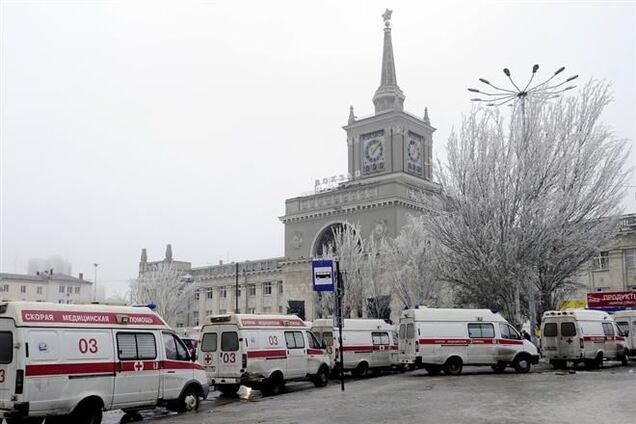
[312,259,335,292]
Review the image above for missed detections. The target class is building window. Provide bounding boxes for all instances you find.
[278,306,283,313]
[207,288,213,299]
[67,286,73,294]
[220,287,227,298]
[192,311,199,326]
[263,306,272,313]
[592,251,609,270]
[247,307,256,314]
[278,281,283,294]
[59,285,65,293]
[236,286,241,297]
[74,286,80,294]
[625,248,636,268]
[205,310,214,317]
[1,284,8,292]
[194,290,200,301]
[263,282,272,296]
[219,309,227,314]
[36,286,43,295]
[58,300,64,304]
[248,284,256,296]
[20,286,26,294]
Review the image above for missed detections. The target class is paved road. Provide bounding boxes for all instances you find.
[104,361,636,424]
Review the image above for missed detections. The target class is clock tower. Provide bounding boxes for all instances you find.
[281,10,439,259]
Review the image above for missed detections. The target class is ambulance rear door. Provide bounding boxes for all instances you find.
[0,318,16,412]
[217,325,242,380]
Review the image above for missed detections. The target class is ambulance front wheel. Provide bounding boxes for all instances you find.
[313,365,330,387]
[175,386,201,413]
[513,354,531,373]
[443,357,463,376]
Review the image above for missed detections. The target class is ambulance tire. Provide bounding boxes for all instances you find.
[513,355,531,373]
[175,385,201,413]
[549,360,566,370]
[218,384,240,397]
[351,362,369,378]
[262,372,285,396]
[5,418,44,424]
[621,350,629,366]
[313,365,330,387]
[44,416,69,424]
[70,399,103,424]
[443,357,463,376]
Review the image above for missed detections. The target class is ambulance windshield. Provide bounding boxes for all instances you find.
[0,332,12,363]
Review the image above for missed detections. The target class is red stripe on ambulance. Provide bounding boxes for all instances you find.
[247,349,287,359]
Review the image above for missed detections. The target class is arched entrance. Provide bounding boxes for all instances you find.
[312,222,360,257]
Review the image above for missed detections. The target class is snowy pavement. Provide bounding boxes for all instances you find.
[103,361,636,424]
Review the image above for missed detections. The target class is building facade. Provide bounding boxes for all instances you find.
[573,213,636,293]
[0,271,94,304]
[139,12,440,325]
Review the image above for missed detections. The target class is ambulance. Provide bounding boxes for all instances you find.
[613,310,636,357]
[397,308,539,375]
[0,301,209,424]
[541,309,630,369]
[198,314,332,396]
[311,319,398,377]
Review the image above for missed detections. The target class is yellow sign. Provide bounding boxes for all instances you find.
[558,299,586,310]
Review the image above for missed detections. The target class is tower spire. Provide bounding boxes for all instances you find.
[373,9,405,114]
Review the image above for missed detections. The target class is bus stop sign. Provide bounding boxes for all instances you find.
[312,259,334,292]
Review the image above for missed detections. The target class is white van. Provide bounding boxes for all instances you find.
[0,301,209,424]
[540,309,629,369]
[398,308,539,375]
[311,319,397,377]
[198,314,332,396]
[613,310,636,357]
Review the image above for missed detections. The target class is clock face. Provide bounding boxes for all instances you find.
[408,139,421,162]
[407,132,424,175]
[361,130,386,174]
[365,139,384,162]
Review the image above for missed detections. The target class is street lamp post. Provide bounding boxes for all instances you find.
[93,263,99,302]
[467,65,578,337]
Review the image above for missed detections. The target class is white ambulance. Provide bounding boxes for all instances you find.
[541,309,630,369]
[311,319,398,377]
[613,310,636,357]
[397,308,539,375]
[198,314,332,396]
[0,301,209,424]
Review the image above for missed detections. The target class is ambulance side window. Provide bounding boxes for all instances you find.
[116,332,157,360]
[162,333,190,361]
[284,331,305,349]
[399,324,405,339]
[372,332,390,345]
[468,323,495,338]
[0,332,12,364]
[323,332,334,346]
[201,333,218,352]
[602,323,614,337]
[221,332,239,352]
[307,332,321,349]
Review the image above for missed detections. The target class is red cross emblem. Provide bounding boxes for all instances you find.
[566,338,573,345]
[203,353,213,364]
[134,361,144,371]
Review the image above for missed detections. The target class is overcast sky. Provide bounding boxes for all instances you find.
[1,0,635,296]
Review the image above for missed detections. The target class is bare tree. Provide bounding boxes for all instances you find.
[360,233,391,319]
[130,264,198,328]
[422,80,630,327]
[382,214,441,311]
[332,223,365,318]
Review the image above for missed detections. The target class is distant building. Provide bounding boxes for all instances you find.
[573,213,636,293]
[139,12,440,324]
[0,271,93,304]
